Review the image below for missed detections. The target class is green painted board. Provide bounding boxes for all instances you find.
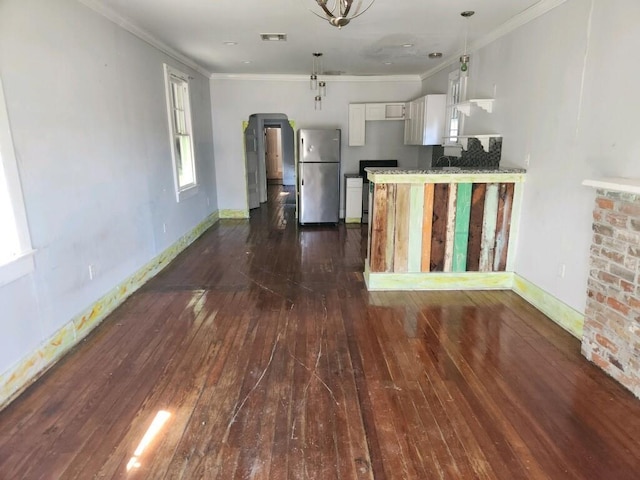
[452,183,472,272]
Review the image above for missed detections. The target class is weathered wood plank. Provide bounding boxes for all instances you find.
[408,184,424,273]
[480,184,499,272]
[429,184,449,272]
[370,184,388,273]
[506,182,524,271]
[467,183,487,272]
[420,184,434,273]
[443,183,458,272]
[385,184,396,273]
[393,184,411,273]
[452,183,473,272]
[494,183,515,271]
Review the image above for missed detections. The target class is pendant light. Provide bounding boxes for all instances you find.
[459,11,474,74]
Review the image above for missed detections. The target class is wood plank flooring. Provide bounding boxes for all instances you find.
[1,185,640,479]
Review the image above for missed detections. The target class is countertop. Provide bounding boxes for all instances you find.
[364,166,526,184]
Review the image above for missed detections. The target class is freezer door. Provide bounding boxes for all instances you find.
[299,129,341,163]
[299,162,340,224]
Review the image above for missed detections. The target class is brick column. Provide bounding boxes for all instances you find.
[582,189,640,398]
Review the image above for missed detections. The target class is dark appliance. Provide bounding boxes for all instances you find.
[359,159,398,223]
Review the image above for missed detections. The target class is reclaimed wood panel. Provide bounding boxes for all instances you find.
[385,184,396,273]
[467,183,487,271]
[408,184,425,273]
[421,184,435,272]
[494,183,515,271]
[430,184,449,272]
[479,184,499,272]
[370,183,389,272]
[443,183,458,272]
[506,182,524,272]
[393,184,411,273]
[452,183,472,272]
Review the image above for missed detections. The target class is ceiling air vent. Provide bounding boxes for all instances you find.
[260,33,287,42]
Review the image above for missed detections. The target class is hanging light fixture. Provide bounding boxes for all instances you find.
[311,0,376,29]
[459,11,475,74]
[310,53,327,110]
[310,52,323,90]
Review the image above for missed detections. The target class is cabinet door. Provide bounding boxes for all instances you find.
[365,103,386,121]
[348,104,366,146]
[413,98,425,145]
[423,94,447,145]
[403,102,413,145]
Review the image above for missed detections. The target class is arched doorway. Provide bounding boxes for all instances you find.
[244,114,295,210]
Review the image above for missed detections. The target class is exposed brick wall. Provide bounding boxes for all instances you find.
[582,189,640,398]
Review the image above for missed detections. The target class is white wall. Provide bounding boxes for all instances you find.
[422,0,640,313]
[210,78,424,213]
[0,0,217,376]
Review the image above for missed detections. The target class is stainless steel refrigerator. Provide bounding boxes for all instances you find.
[298,129,341,224]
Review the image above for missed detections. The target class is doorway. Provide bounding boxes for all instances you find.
[265,127,283,184]
[244,114,295,210]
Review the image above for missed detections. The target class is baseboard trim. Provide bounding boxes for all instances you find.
[512,274,584,339]
[364,268,584,339]
[0,210,220,411]
[364,268,514,291]
[345,217,362,224]
[219,209,250,219]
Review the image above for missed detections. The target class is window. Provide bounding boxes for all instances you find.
[163,64,197,201]
[0,77,34,286]
[444,69,467,145]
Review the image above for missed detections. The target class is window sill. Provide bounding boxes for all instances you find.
[176,184,199,203]
[0,249,35,287]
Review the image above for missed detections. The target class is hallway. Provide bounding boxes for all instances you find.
[1,186,640,479]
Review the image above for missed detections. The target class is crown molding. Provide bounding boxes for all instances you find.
[209,73,421,82]
[77,0,212,78]
[420,0,568,81]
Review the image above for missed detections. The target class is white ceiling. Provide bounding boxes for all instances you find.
[83,0,549,77]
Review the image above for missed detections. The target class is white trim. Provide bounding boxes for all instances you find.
[0,76,35,284]
[0,250,35,287]
[420,0,569,80]
[163,64,198,202]
[209,73,421,82]
[77,0,212,78]
[582,177,640,195]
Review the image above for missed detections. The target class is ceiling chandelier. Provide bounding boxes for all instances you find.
[311,0,376,29]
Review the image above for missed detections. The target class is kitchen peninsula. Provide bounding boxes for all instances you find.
[364,167,526,290]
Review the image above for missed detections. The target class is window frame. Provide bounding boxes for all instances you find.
[0,76,35,287]
[163,64,198,202]
[444,69,468,146]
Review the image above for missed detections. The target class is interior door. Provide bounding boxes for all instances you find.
[265,127,283,180]
[245,124,259,209]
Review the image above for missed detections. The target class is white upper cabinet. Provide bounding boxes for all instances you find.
[364,102,406,121]
[348,103,366,146]
[404,94,446,146]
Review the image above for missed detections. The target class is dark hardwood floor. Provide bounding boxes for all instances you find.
[1,185,640,479]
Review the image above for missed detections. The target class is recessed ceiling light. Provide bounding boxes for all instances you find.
[402,43,414,48]
[242,61,252,64]
[223,41,238,46]
[260,33,287,42]
[428,52,443,59]
[384,62,393,65]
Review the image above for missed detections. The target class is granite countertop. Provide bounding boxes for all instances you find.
[364,166,526,175]
[364,166,527,184]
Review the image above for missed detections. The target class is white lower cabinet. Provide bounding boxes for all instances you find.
[345,176,363,223]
